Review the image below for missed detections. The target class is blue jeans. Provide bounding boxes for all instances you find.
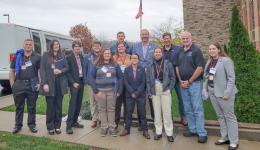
[180,80,207,136]
[175,82,185,117]
[125,97,148,132]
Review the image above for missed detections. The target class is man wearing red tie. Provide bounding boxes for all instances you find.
[66,41,86,134]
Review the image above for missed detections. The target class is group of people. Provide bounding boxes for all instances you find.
[9,29,239,150]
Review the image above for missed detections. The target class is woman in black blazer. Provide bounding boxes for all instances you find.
[40,40,69,135]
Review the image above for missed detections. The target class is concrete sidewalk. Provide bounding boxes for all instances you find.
[0,110,259,150]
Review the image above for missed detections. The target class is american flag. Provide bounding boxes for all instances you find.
[135,0,143,19]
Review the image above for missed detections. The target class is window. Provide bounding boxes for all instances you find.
[32,32,41,54]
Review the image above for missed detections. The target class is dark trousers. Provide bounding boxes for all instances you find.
[115,87,127,125]
[137,96,154,125]
[45,78,63,131]
[175,82,185,117]
[67,79,84,127]
[125,97,148,132]
[13,91,38,128]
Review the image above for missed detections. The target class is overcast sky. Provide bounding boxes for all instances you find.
[0,0,183,42]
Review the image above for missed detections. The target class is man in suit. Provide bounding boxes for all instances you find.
[162,32,187,126]
[66,41,85,134]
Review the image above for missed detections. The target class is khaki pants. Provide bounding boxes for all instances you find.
[152,82,173,136]
[88,87,99,121]
[94,89,116,129]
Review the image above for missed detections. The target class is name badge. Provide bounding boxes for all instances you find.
[51,64,55,69]
[106,72,111,77]
[120,65,126,73]
[25,60,32,67]
[101,66,108,73]
[21,65,26,70]
[209,68,216,75]
[209,75,214,80]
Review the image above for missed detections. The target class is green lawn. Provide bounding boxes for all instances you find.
[0,131,88,150]
[1,86,90,116]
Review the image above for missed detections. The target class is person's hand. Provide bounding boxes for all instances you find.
[116,93,120,97]
[95,92,102,99]
[148,95,153,99]
[223,96,229,100]
[73,83,80,88]
[131,93,136,99]
[43,84,49,93]
[53,69,62,75]
[36,84,40,91]
[180,81,189,88]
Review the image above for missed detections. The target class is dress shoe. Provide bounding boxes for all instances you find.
[167,136,174,142]
[29,127,38,133]
[12,127,21,134]
[120,129,129,136]
[48,130,55,135]
[73,122,84,128]
[228,144,239,150]
[91,121,97,128]
[66,127,73,134]
[183,131,198,137]
[154,134,162,140]
[198,136,208,143]
[55,129,62,134]
[143,131,150,139]
[215,139,230,145]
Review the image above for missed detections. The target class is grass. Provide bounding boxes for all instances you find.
[0,131,88,150]
[1,86,217,120]
[1,86,90,116]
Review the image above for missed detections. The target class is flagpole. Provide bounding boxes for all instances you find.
[140,16,142,33]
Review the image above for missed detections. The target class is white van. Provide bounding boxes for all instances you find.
[0,23,73,88]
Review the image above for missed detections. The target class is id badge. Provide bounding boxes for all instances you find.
[120,65,126,73]
[51,64,55,69]
[21,65,26,70]
[25,60,32,67]
[101,66,108,73]
[209,75,214,80]
[209,68,216,75]
[106,72,111,77]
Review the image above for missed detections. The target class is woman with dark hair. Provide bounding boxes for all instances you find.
[40,40,69,135]
[203,43,239,150]
[88,48,123,137]
[113,43,131,128]
[146,48,175,142]
[120,53,150,139]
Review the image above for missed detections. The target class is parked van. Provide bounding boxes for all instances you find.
[0,23,73,88]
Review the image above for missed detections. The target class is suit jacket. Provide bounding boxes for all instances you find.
[132,42,157,68]
[66,51,86,86]
[203,57,238,98]
[124,65,146,98]
[39,52,69,96]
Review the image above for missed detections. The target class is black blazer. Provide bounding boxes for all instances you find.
[66,51,86,86]
[39,52,69,96]
[124,65,146,98]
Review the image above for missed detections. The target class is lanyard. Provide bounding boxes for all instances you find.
[155,60,163,79]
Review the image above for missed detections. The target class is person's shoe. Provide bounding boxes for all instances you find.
[109,129,118,137]
[183,131,198,137]
[228,144,239,150]
[66,127,73,134]
[215,139,230,145]
[91,121,97,128]
[198,136,208,143]
[180,117,188,126]
[100,128,108,137]
[48,130,55,135]
[12,127,21,134]
[29,127,38,133]
[73,122,84,128]
[154,134,162,140]
[167,136,174,142]
[120,129,129,136]
[55,128,62,134]
[143,131,150,139]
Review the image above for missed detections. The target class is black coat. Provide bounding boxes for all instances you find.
[39,52,69,96]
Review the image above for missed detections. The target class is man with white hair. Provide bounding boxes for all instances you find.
[175,31,208,143]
